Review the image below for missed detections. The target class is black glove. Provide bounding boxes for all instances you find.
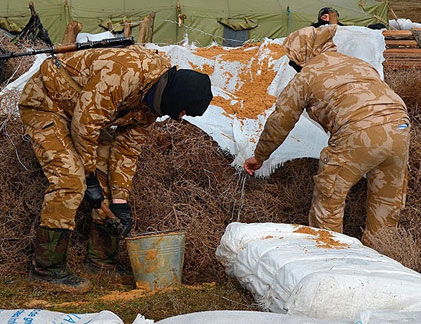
[109,203,132,237]
[84,173,104,209]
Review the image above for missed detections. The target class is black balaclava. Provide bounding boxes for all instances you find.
[151,67,213,120]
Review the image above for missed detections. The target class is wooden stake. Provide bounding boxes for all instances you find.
[147,12,156,43]
[123,19,132,37]
[61,20,82,45]
[137,16,149,44]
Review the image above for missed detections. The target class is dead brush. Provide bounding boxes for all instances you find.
[0,30,48,85]
[364,226,421,271]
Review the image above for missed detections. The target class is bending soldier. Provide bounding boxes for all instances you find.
[19,45,213,292]
[244,25,410,246]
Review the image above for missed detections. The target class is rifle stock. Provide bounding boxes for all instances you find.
[0,36,135,60]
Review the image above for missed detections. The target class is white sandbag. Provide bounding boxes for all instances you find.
[132,314,155,324]
[216,222,421,321]
[154,310,351,324]
[136,309,421,323]
[358,309,421,323]
[389,19,421,30]
[0,309,123,324]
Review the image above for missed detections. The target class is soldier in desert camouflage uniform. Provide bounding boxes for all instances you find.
[19,45,213,292]
[244,25,410,246]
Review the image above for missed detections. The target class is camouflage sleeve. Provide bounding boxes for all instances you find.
[254,73,309,161]
[71,63,140,173]
[108,124,153,200]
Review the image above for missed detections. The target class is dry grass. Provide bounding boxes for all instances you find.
[365,226,421,270]
[1,33,34,85]
[0,30,48,85]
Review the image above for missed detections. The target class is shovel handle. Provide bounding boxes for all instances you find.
[100,201,119,221]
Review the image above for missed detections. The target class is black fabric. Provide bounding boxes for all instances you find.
[84,173,104,209]
[311,20,329,28]
[109,203,132,238]
[145,82,158,113]
[311,20,344,28]
[367,23,386,30]
[289,60,302,73]
[160,69,213,120]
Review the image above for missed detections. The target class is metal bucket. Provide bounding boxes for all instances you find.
[125,230,185,291]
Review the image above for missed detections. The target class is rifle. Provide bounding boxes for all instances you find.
[0,36,135,60]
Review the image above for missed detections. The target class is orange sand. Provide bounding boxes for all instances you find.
[192,43,285,119]
[293,226,350,249]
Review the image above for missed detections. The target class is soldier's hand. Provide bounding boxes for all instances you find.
[244,156,263,176]
[110,203,133,238]
[84,173,104,209]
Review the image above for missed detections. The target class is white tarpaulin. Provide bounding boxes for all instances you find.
[215,222,421,321]
[1,26,385,176]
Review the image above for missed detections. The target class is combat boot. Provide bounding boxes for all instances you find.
[85,223,133,284]
[30,226,92,293]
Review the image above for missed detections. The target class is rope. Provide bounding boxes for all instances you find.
[287,6,293,34]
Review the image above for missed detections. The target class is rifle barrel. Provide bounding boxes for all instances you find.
[0,36,135,60]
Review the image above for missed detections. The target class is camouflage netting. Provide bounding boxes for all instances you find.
[0,67,420,284]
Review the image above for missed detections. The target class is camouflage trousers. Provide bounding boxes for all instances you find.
[308,119,410,242]
[19,75,113,230]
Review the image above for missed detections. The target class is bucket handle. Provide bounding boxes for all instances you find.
[130,229,186,237]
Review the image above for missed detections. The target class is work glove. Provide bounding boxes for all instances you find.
[109,203,133,238]
[84,173,104,209]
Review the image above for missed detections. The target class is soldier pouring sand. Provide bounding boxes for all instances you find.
[244,25,410,247]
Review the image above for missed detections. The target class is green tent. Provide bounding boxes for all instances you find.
[0,0,389,45]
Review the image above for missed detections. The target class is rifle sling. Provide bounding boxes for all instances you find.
[54,58,82,93]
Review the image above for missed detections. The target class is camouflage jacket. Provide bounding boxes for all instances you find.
[254,25,408,161]
[38,45,170,198]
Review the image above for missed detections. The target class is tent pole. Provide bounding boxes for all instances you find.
[287,6,292,33]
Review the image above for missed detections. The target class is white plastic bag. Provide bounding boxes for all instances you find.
[154,310,351,324]
[216,222,421,320]
[0,309,123,324]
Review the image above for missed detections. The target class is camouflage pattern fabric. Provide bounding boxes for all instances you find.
[86,223,119,268]
[254,26,410,238]
[19,45,170,229]
[32,226,70,278]
[308,121,410,239]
